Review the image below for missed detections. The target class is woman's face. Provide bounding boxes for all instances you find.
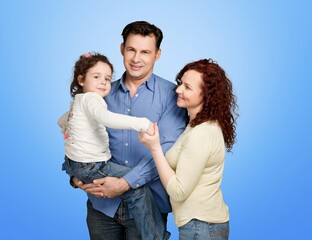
[176,70,204,119]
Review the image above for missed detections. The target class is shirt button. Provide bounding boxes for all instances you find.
[135,94,139,97]
[136,184,140,188]
[125,143,129,147]
[127,108,130,112]
[125,160,128,164]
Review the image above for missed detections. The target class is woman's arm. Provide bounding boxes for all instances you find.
[138,123,175,188]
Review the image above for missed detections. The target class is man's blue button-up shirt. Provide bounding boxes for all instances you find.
[89,73,187,217]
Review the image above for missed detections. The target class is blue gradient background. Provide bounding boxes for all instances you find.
[1,1,311,239]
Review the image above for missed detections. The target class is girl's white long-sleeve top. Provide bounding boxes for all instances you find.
[58,92,149,163]
[165,122,229,227]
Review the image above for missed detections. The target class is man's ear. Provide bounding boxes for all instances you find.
[120,43,125,56]
[155,48,161,61]
[77,75,84,86]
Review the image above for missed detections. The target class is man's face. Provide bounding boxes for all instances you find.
[121,33,161,82]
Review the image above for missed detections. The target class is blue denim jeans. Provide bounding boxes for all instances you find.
[62,156,169,240]
[62,156,130,184]
[87,200,170,240]
[179,219,229,240]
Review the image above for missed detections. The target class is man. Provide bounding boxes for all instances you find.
[72,21,186,239]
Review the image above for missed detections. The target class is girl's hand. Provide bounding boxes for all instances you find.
[146,121,155,136]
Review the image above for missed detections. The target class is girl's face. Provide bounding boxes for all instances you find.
[78,61,112,97]
[176,70,204,120]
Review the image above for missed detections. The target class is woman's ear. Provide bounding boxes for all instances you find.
[77,75,84,86]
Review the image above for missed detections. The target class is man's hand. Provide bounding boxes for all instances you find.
[72,176,131,198]
[71,177,103,196]
[93,177,131,198]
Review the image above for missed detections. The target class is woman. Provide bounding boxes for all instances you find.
[139,58,238,240]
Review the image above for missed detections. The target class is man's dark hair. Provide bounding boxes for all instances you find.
[121,21,163,49]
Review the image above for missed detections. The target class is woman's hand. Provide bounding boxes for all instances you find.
[139,122,174,188]
[138,123,161,152]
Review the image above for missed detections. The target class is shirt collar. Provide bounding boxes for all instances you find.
[114,72,156,93]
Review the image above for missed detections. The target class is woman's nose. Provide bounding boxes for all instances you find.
[176,85,182,93]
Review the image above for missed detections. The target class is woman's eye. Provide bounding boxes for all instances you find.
[176,79,182,85]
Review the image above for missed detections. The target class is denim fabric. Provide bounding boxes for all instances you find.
[122,186,170,240]
[87,199,139,240]
[179,219,229,240]
[87,200,170,240]
[63,156,169,240]
[62,156,113,184]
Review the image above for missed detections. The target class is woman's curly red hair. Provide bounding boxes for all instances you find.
[176,59,239,151]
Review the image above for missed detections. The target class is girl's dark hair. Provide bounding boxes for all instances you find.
[70,52,114,98]
[176,58,239,151]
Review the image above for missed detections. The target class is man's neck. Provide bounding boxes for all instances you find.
[125,75,151,98]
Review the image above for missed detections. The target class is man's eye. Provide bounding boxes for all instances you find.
[176,79,182,85]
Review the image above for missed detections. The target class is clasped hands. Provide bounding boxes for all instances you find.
[72,176,130,198]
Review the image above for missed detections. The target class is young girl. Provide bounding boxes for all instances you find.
[139,59,238,240]
[58,52,169,240]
